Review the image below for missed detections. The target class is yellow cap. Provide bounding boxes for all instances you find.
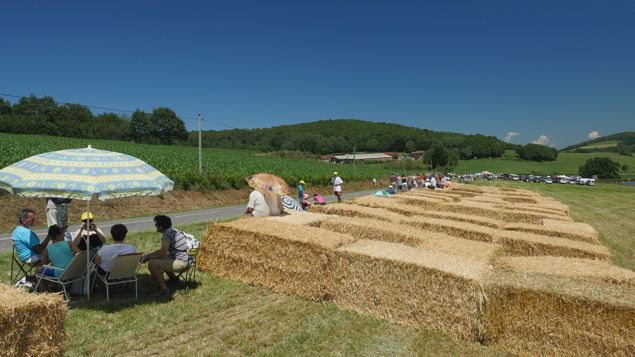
[333,172,338,175]
[81,212,94,221]
[299,180,305,184]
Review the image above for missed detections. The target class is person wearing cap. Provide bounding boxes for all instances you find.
[297,180,305,202]
[386,185,395,195]
[332,172,344,203]
[72,212,107,251]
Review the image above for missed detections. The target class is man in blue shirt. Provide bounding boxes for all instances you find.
[297,180,305,202]
[12,209,50,264]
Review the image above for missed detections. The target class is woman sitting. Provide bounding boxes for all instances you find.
[36,225,80,282]
[72,212,107,251]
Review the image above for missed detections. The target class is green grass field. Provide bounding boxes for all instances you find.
[1,182,632,356]
[578,140,619,150]
[454,150,635,176]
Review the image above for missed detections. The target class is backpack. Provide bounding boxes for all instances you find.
[173,230,201,255]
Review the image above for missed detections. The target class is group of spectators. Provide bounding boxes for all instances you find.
[383,174,451,194]
[12,205,192,299]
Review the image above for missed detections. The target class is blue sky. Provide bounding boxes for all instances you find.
[1,0,633,148]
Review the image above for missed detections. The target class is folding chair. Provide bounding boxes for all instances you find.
[10,244,39,285]
[95,253,143,302]
[35,251,88,300]
[174,248,199,292]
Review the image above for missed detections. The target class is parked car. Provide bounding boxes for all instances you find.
[545,178,553,184]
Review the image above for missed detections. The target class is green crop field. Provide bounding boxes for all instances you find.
[454,150,635,175]
[578,140,619,150]
[0,133,396,189]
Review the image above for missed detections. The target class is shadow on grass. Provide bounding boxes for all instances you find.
[67,273,201,312]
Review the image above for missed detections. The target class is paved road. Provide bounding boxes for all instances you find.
[0,189,377,252]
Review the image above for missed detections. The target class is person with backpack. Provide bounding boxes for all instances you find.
[141,215,190,298]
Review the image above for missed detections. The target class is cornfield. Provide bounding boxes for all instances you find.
[0,133,392,189]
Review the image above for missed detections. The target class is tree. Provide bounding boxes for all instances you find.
[150,107,188,145]
[424,143,457,170]
[579,157,621,179]
[0,98,11,115]
[130,110,154,143]
[516,144,558,161]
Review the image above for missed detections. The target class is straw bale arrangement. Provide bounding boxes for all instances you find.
[196,185,634,355]
[483,272,635,356]
[0,284,67,357]
[503,222,600,244]
[198,218,354,300]
[315,216,500,263]
[310,203,404,222]
[493,230,610,260]
[495,256,635,286]
[332,239,491,341]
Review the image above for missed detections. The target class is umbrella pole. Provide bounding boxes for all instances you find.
[86,198,91,301]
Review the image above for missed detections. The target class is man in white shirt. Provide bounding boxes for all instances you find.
[245,189,270,217]
[94,224,136,275]
[332,172,344,203]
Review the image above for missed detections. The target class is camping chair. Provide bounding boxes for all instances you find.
[95,253,143,302]
[10,244,39,285]
[35,250,88,300]
[174,248,199,292]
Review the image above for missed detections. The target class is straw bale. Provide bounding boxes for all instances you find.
[483,271,635,356]
[496,204,570,218]
[504,222,599,244]
[265,210,331,226]
[310,203,404,222]
[435,201,504,221]
[397,194,448,205]
[198,219,354,300]
[333,239,491,341]
[405,191,459,202]
[542,219,598,238]
[500,196,538,204]
[0,284,67,357]
[462,197,505,206]
[402,209,503,229]
[316,216,500,263]
[353,196,436,217]
[496,256,635,286]
[493,230,610,260]
[405,216,497,243]
[449,184,484,194]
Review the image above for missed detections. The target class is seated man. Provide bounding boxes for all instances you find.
[12,209,51,265]
[245,188,270,217]
[142,215,189,298]
[94,224,136,276]
[385,185,396,195]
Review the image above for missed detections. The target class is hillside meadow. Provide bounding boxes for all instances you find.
[454,150,635,176]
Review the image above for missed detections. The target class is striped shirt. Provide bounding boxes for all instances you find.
[162,227,188,262]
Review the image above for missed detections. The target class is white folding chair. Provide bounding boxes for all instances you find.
[35,250,88,300]
[96,253,143,302]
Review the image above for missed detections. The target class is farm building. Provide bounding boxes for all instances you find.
[324,153,395,163]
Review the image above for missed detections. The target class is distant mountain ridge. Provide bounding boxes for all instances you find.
[187,119,511,158]
[562,131,635,153]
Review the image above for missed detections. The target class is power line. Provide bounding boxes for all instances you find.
[0,91,239,130]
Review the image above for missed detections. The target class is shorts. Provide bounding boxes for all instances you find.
[41,267,56,277]
[24,254,41,264]
[334,191,343,197]
[152,258,189,272]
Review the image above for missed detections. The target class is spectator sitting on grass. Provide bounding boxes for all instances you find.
[94,224,136,277]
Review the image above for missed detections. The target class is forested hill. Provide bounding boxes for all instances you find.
[187,119,511,158]
[561,132,635,153]
[0,95,509,159]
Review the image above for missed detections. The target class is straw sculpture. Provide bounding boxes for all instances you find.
[493,230,610,260]
[333,240,491,341]
[495,256,635,286]
[315,216,500,263]
[198,219,354,300]
[0,284,67,357]
[503,222,600,244]
[483,272,635,356]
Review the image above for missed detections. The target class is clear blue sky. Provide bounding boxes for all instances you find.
[1,0,634,148]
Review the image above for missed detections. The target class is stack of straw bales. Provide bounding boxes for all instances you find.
[503,222,599,244]
[311,203,404,222]
[483,271,635,356]
[198,219,354,300]
[0,284,67,357]
[493,230,610,259]
[407,216,496,243]
[332,240,491,341]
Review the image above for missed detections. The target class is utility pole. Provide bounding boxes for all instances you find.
[352,145,356,179]
[198,113,203,175]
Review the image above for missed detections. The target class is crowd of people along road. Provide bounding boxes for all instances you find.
[12,206,194,299]
[383,173,452,194]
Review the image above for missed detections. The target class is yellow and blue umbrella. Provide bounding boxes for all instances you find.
[0,146,174,200]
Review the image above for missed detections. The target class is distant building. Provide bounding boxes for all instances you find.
[409,150,425,159]
[326,153,395,163]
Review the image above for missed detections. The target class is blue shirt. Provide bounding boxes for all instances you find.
[46,240,75,277]
[297,184,304,200]
[12,226,40,261]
